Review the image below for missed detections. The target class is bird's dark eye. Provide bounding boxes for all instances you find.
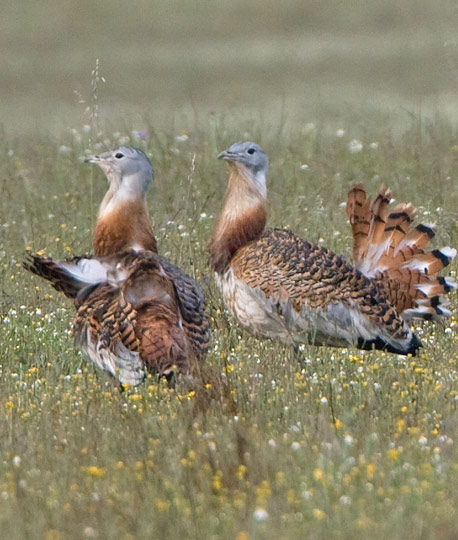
[247,147,256,155]
[115,152,124,159]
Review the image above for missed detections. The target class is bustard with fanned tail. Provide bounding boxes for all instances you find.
[208,141,456,356]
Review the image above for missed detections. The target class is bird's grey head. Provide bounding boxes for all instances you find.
[218,142,268,177]
[85,147,153,195]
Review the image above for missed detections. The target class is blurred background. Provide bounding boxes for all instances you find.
[2,0,458,136]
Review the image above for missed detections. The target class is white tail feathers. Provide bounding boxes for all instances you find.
[347,184,456,320]
[402,248,457,273]
[415,277,457,297]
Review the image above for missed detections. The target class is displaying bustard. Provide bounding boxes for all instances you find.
[208,141,456,355]
[25,147,210,385]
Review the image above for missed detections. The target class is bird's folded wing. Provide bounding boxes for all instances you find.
[159,257,211,356]
[231,228,407,338]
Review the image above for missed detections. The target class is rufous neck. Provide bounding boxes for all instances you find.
[93,198,157,257]
[209,164,267,273]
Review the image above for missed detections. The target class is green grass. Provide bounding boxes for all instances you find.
[1,117,458,540]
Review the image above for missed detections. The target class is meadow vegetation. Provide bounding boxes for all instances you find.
[1,116,458,540]
[2,0,458,538]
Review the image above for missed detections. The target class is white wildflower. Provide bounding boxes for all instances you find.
[344,435,354,446]
[348,139,363,153]
[253,508,269,522]
[83,526,97,538]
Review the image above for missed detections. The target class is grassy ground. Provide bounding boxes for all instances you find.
[1,117,458,540]
[2,0,458,538]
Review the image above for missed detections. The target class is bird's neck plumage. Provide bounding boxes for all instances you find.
[93,176,157,257]
[209,163,267,273]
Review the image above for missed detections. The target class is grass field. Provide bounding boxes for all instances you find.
[2,1,458,539]
[2,117,458,540]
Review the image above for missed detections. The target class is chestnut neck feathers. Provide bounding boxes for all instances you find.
[209,161,267,273]
[86,147,158,257]
[93,198,157,257]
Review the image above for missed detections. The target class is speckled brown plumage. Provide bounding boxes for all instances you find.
[24,249,209,383]
[73,283,139,368]
[159,257,211,357]
[231,228,409,340]
[135,303,190,374]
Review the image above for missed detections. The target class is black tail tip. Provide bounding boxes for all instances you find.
[357,333,422,356]
[407,333,423,356]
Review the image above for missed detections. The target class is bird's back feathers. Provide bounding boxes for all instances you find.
[24,250,210,384]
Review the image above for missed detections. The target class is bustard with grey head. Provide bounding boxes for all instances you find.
[25,147,210,385]
[208,141,456,355]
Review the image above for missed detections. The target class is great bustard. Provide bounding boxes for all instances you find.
[25,147,210,385]
[208,141,456,355]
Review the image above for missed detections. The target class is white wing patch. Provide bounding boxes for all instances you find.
[59,258,108,285]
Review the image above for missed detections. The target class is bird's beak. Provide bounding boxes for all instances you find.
[84,154,101,163]
[218,150,235,161]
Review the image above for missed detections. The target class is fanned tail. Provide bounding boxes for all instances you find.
[346,183,392,272]
[347,184,457,320]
